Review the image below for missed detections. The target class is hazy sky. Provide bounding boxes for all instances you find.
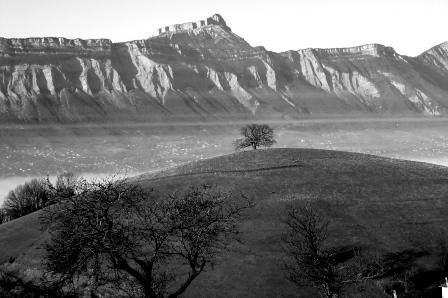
[0,0,446,56]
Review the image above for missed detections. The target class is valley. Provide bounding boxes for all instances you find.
[1,4,448,297]
[2,117,448,205]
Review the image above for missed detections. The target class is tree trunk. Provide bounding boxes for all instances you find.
[328,289,339,298]
[144,284,157,298]
[322,284,339,298]
[252,144,257,150]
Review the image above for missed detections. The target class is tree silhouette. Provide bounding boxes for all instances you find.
[234,124,276,150]
[283,204,371,298]
[0,173,77,222]
[41,178,252,297]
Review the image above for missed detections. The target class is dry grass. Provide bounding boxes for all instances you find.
[3,148,448,297]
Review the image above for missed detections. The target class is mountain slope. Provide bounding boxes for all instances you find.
[2,149,448,296]
[1,14,448,123]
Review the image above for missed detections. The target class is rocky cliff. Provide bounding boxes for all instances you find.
[1,13,448,123]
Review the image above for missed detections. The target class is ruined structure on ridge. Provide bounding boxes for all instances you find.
[154,14,230,35]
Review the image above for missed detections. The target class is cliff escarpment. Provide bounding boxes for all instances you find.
[1,14,448,123]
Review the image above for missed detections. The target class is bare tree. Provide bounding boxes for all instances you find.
[234,124,276,150]
[0,209,6,224]
[0,173,77,222]
[46,172,78,205]
[2,178,49,220]
[283,204,369,298]
[41,178,252,297]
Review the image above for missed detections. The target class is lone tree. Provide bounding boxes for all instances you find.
[41,178,252,297]
[283,204,370,298]
[234,124,276,150]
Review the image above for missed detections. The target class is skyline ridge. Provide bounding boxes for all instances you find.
[1,0,446,57]
[0,12,446,58]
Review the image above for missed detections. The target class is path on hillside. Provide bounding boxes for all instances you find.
[140,163,305,182]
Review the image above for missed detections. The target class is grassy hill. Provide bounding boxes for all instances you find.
[2,148,448,297]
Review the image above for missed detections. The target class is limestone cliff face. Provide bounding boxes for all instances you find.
[1,14,448,122]
[418,42,448,72]
[281,44,446,115]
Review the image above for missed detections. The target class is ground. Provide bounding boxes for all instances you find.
[1,148,448,297]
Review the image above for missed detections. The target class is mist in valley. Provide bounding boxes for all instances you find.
[1,118,448,205]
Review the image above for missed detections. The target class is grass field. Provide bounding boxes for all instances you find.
[2,148,448,297]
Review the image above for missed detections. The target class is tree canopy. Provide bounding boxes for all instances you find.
[234,124,276,150]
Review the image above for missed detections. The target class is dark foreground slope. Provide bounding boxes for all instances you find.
[2,148,448,296]
[1,14,448,122]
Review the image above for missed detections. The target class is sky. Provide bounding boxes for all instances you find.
[0,0,446,56]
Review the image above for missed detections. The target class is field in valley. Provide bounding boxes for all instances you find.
[1,117,448,204]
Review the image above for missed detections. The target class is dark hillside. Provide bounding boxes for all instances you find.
[2,149,448,296]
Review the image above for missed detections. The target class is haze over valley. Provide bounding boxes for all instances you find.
[2,118,448,205]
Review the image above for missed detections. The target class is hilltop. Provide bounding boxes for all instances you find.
[2,148,448,296]
[1,14,448,123]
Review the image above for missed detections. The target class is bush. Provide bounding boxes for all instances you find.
[0,263,67,297]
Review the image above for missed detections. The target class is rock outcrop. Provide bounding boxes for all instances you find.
[154,13,231,36]
[1,14,448,123]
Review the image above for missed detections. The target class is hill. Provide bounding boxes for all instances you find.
[2,148,448,296]
[1,14,448,122]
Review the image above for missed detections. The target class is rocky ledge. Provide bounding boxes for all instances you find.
[152,14,231,36]
[0,37,112,55]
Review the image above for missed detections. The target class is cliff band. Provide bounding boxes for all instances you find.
[1,14,448,122]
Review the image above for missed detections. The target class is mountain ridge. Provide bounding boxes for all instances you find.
[1,14,447,123]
